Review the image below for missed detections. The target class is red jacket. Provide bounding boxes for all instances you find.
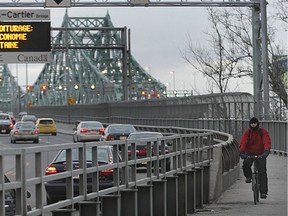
[239,128,271,155]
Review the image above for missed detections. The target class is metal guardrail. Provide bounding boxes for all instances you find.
[0,125,239,216]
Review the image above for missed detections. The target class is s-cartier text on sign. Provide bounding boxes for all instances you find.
[0,9,50,21]
[0,22,51,52]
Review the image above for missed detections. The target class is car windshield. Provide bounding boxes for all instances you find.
[55,148,109,163]
[39,120,53,124]
[109,125,135,133]
[81,122,102,128]
[0,115,10,120]
[128,133,162,140]
[23,115,36,120]
[16,123,35,129]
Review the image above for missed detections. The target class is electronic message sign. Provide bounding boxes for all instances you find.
[0,22,50,52]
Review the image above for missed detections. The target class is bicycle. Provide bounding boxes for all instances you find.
[250,155,260,205]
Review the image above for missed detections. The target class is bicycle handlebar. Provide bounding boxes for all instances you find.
[248,155,262,159]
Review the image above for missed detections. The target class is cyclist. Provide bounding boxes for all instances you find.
[239,117,271,199]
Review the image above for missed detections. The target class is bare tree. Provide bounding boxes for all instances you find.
[181,8,250,93]
[182,4,287,110]
[215,6,287,108]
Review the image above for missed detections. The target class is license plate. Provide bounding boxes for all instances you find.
[120,136,127,140]
[1,130,6,133]
[73,175,79,179]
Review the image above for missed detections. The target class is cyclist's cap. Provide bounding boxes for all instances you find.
[249,117,259,124]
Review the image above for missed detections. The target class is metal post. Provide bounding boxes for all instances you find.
[252,2,262,118]
[122,27,129,101]
[260,0,270,119]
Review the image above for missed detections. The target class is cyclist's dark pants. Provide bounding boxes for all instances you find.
[242,157,268,194]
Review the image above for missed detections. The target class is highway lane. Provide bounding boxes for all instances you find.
[0,132,74,209]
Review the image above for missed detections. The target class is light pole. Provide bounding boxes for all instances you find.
[170,71,175,91]
[181,81,185,90]
[145,67,151,75]
[191,74,196,95]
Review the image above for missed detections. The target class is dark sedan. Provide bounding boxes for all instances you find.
[127,132,170,171]
[4,175,31,216]
[102,124,136,141]
[45,145,120,204]
[0,113,13,134]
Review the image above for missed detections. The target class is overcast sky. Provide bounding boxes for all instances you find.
[8,2,287,95]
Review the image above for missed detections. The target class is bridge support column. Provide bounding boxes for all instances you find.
[137,184,153,216]
[203,165,210,204]
[101,194,121,216]
[52,209,77,216]
[166,176,178,216]
[121,189,138,216]
[187,169,196,214]
[153,180,167,216]
[196,167,204,209]
[178,172,187,216]
[79,201,101,216]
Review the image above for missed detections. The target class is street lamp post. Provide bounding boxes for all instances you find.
[191,74,196,95]
[170,71,175,91]
[181,81,185,90]
[145,67,151,75]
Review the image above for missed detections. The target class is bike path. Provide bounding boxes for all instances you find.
[190,154,287,216]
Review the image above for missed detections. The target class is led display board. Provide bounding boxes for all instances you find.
[0,22,50,52]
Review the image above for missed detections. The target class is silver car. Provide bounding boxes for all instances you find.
[10,121,39,143]
[73,121,104,142]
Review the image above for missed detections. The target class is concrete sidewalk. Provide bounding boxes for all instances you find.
[190,154,287,216]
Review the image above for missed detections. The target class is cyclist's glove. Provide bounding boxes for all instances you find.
[259,150,270,158]
[239,151,248,159]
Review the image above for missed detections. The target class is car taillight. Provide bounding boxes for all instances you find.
[80,128,88,133]
[137,149,147,156]
[14,131,20,135]
[45,166,58,175]
[99,128,105,133]
[9,123,13,129]
[128,150,139,156]
[100,168,113,176]
[106,135,114,141]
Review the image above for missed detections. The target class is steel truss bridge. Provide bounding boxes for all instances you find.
[0,12,167,111]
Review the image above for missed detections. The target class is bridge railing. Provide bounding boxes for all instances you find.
[0,125,238,216]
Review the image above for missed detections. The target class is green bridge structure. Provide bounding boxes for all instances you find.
[0,12,167,113]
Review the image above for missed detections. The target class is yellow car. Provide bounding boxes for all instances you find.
[36,118,57,136]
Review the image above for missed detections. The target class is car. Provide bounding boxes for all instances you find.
[73,121,105,142]
[10,121,39,143]
[127,132,170,171]
[21,114,37,123]
[44,145,121,204]
[102,124,136,141]
[36,118,57,136]
[4,175,31,216]
[18,111,28,117]
[0,113,13,134]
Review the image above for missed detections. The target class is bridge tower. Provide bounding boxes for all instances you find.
[22,12,166,108]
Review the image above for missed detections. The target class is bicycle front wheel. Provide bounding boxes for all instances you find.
[252,174,259,204]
